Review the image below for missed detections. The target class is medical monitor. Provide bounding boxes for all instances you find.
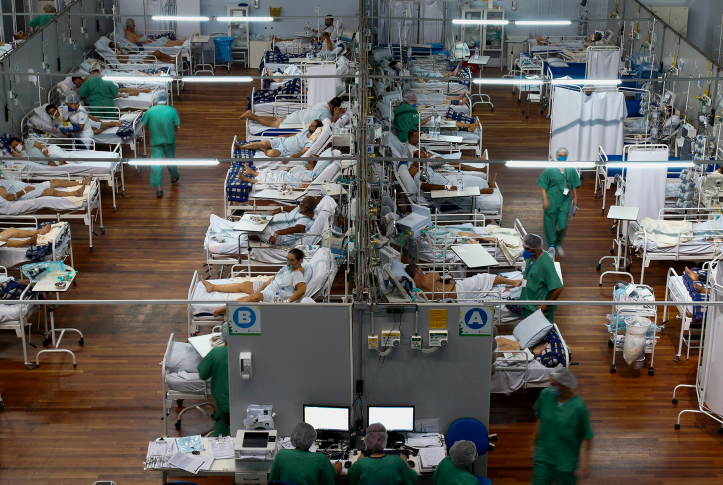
[367,406,415,432]
[303,405,351,432]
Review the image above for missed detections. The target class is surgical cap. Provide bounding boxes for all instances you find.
[555,147,569,160]
[551,367,578,389]
[403,93,417,104]
[290,422,317,450]
[153,90,168,105]
[65,92,80,104]
[450,440,477,467]
[522,233,543,250]
[365,423,388,453]
[43,4,55,12]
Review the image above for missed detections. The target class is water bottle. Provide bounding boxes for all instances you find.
[273,292,281,303]
[457,170,464,191]
[434,117,440,138]
[306,22,311,33]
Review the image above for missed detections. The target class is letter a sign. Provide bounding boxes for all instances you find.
[459,306,493,336]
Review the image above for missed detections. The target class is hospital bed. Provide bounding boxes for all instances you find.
[189,248,343,336]
[0,266,45,369]
[107,27,190,65]
[9,138,124,212]
[0,178,104,251]
[50,71,165,112]
[162,333,213,437]
[663,267,705,363]
[526,37,589,58]
[0,216,74,271]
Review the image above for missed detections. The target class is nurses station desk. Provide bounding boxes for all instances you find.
[146,436,438,483]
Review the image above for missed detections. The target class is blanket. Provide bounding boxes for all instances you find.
[62,185,90,207]
[634,217,693,248]
[485,224,523,263]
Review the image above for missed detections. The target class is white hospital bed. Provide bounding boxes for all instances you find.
[0,217,74,270]
[0,266,45,369]
[663,267,704,363]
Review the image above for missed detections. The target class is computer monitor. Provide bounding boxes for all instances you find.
[367,406,415,432]
[303,405,351,432]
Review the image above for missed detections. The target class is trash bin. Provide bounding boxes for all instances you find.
[214,36,234,64]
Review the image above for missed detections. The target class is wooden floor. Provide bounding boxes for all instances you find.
[1,67,722,484]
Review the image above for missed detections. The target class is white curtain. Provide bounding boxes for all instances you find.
[702,263,723,416]
[392,1,416,45]
[420,0,443,44]
[549,87,625,161]
[624,149,669,222]
[378,0,389,45]
[586,49,621,80]
[306,64,337,107]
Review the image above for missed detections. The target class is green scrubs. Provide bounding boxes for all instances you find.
[532,388,594,485]
[268,448,338,485]
[197,346,229,437]
[77,77,119,115]
[349,454,418,485]
[537,167,581,248]
[29,15,53,30]
[141,105,180,188]
[394,103,421,142]
[520,252,563,323]
[432,456,478,485]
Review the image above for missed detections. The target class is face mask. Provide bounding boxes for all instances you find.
[522,249,534,259]
[15,144,23,151]
[558,156,567,161]
[548,386,561,396]
[51,111,59,119]
[286,263,293,270]
[67,106,75,112]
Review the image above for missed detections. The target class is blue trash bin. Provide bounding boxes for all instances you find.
[214,36,234,64]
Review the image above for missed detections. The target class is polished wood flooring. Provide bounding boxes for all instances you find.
[1,68,722,484]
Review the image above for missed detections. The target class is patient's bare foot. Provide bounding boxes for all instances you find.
[82,174,93,186]
[201,279,216,293]
[212,305,226,317]
[452,66,461,76]
[28,234,39,246]
[37,224,52,236]
[238,110,252,121]
[488,173,497,188]
[684,266,699,281]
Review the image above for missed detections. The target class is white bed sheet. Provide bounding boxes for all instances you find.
[114,91,154,110]
[92,113,143,144]
[0,195,85,216]
[22,159,118,176]
[491,334,559,394]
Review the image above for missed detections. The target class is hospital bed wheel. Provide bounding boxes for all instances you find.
[121,189,125,196]
[136,167,142,174]
[176,400,184,406]
[648,367,654,376]
[546,115,550,120]
[101,226,105,234]
[610,365,616,373]
[79,338,84,345]
[113,207,117,213]
[596,264,601,271]
[672,398,678,404]
[90,246,93,252]
[517,99,521,103]
[540,110,544,114]
[26,363,33,370]
[625,264,632,272]
[673,355,680,362]
[610,248,615,253]
[526,116,529,119]
[608,339,613,348]
[175,421,182,429]
[0,399,3,409]
[717,428,723,434]
[675,423,680,430]
[490,108,494,112]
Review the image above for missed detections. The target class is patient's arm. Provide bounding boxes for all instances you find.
[290,147,310,158]
[420,182,456,191]
[457,231,496,244]
[288,282,306,302]
[268,224,307,245]
[494,276,523,287]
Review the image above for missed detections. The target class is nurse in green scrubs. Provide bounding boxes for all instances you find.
[432,441,479,485]
[349,423,417,485]
[196,323,229,436]
[269,422,342,485]
[537,147,581,257]
[519,233,564,323]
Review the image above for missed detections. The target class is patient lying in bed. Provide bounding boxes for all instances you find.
[405,263,521,300]
[9,137,66,166]
[407,129,488,170]
[234,120,322,157]
[0,174,92,201]
[234,160,321,189]
[0,225,53,247]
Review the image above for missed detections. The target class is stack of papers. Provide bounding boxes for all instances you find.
[208,437,235,459]
[145,440,176,469]
[406,433,443,448]
[418,447,446,472]
[169,451,213,474]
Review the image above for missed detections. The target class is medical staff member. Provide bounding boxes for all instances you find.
[349,423,417,485]
[519,233,563,323]
[269,422,342,485]
[537,147,580,257]
[432,441,479,485]
[141,91,180,197]
[196,323,230,436]
[77,66,119,115]
[14,5,55,39]
[531,368,593,485]
[394,95,429,142]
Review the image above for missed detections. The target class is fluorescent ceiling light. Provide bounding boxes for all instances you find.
[181,76,253,83]
[128,160,219,166]
[550,79,621,86]
[216,16,274,22]
[473,79,543,85]
[102,75,169,82]
[515,20,572,26]
[507,161,596,168]
[152,16,209,21]
[452,19,509,25]
[607,162,694,169]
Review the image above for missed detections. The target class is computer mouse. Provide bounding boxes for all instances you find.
[344,461,352,469]
[191,450,200,455]
[407,460,415,468]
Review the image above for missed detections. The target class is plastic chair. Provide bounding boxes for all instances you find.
[446,418,497,483]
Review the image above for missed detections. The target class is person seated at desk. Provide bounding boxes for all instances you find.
[432,441,479,485]
[197,323,230,436]
[0,173,93,202]
[233,120,323,158]
[407,159,496,196]
[405,263,522,300]
[107,42,180,65]
[8,137,66,166]
[394,97,478,143]
[269,422,342,485]
[234,160,322,188]
[124,18,187,47]
[519,233,563,323]
[0,225,53,247]
[207,247,309,315]
[46,100,121,142]
[238,97,345,127]
[13,5,56,40]
[349,423,417,485]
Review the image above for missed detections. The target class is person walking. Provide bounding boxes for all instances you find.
[141,91,180,197]
[537,147,580,257]
[530,368,593,485]
[196,323,230,436]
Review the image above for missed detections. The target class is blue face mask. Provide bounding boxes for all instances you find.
[67,106,75,112]
[558,156,567,161]
[522,250,534,259]
[548,386,561,396]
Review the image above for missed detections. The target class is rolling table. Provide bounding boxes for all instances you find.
[233,213,272,232]
[188,334,215,358]
[421,134,465,143]
[466,55,494,111]
[597,205,639,286]
[33,267,80,368]
[252,188,307,201]
[191,34,213,75]
[429,187,480,199]
[451,244,499,268]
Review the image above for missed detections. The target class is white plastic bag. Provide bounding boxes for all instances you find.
[623,316,650,365]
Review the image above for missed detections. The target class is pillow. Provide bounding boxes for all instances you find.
[304,124,332,156]
[94,37,114,56]
[302,196,337,245]
[310,147,334,178]
[513,310,553,349]
[165,341,202,373]
[303,247,333,298]
[390,260,408,280]
[58,76,74,94]
[32,104,54,126]
[546,58,569,68]
[312,161,340,184]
